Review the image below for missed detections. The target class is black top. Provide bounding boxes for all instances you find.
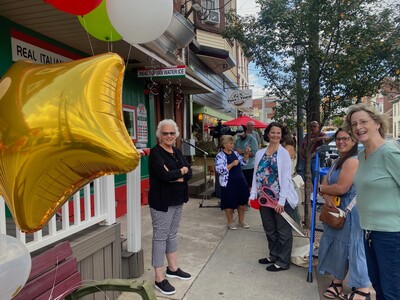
[148,144,192,212]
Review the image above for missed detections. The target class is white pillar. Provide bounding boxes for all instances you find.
[127,160,141,252]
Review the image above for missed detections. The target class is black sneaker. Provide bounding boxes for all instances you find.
[155,279,175,295]
[166,267,192,280]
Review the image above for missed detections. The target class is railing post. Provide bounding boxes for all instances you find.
[0,196,6,235]
[100,175,116,225]
[127,159,141,252]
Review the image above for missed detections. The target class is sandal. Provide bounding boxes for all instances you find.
[341,290,371,300]
[323,281,343,299]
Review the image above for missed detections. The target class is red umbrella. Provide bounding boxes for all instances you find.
[223,116,268,128]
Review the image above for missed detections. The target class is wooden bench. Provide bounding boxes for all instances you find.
[14,241,156,300]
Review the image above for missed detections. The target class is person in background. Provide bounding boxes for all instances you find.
[250,122,298,272]
[148,119,192,295]
[215,135,251,230]
[247,121,262,148]
[281,127,297,175]
[298,120,328,181]
[344,104,400,300]
[318,128,370,300]
[235,125,259,189]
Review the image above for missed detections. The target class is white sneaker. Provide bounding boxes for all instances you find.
[238,221,250,229]
[227,223,237,230]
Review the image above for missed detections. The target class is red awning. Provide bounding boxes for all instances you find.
[223,116,268,128]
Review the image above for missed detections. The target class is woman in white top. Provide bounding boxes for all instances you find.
[250,122,298,271]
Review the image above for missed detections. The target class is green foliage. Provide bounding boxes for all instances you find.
[224,0,400,126]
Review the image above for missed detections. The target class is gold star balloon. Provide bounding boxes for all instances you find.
[0,53,140,232]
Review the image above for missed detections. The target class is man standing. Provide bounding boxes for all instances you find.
[298,121,328,182]
[246,121,262,148]
[235,125,259,189]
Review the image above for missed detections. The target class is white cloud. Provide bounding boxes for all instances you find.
[249,68,267,98]
[237,0,260,16]
[236,1,266,99]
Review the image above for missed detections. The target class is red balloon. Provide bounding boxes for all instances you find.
[249,199,261,210]
[44,0,102,15]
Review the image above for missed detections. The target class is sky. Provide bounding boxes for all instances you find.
[236,0,266,99]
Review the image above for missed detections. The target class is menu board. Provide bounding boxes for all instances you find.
[136,103,148,148]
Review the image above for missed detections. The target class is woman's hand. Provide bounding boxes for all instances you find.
[275,204,284,214]
[180,166,189,175]
[323,194,335,207]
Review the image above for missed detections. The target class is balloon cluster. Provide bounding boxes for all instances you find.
[45,0,173,44]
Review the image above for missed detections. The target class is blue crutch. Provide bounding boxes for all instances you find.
[307,151,320,282]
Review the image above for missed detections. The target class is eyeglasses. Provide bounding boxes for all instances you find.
[162,132,176,136]
[335,136,352,142]
[351,119,372,128]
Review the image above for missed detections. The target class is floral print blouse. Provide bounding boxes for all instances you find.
[255,152,280,199]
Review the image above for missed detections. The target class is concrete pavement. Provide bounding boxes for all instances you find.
[117,197,371,300]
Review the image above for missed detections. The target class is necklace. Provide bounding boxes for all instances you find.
[266,145,279,157]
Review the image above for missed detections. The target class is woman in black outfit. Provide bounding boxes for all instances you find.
[148,119,192,296]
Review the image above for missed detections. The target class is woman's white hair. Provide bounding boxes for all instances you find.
[155,119,180,139]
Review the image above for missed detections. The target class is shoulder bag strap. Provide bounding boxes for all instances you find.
[344,196,357,214]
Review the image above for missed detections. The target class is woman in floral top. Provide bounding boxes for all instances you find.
[215,135,250,230]
[250,122,298,272]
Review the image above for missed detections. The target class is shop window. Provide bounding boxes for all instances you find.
[123,105,137,142]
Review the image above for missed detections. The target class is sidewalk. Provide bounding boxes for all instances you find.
[117,197,340,300]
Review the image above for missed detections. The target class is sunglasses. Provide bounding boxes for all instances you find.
[162,132,176,136]
[335,136,351,142]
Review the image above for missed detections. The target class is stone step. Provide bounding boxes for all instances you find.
[188,178,214,196]
[188,166,206,183]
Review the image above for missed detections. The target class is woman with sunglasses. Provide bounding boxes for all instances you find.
[250,122,298,272]
[148,119,192,295]
[318,128,370,300]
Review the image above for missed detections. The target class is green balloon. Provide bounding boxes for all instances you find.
[78,0,122,42]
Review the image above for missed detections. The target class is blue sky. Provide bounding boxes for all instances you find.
[237,0,266,99]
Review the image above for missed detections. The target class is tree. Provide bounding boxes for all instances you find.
[224,0,400,227]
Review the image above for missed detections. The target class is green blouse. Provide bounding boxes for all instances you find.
[354,141,400,232]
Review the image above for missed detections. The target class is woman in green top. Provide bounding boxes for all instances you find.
[345,104,400,300]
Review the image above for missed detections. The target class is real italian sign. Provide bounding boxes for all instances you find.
[137,66,186,79]
[10,29,82,64]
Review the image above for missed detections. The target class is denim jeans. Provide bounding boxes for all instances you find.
[364,230,400,300]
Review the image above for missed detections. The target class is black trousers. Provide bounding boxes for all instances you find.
[259,202,294,269]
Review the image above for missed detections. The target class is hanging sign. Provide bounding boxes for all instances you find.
[136,103,148,148]
[226,89,253,108]
[137,66,186,79]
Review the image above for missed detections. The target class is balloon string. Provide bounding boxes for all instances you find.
[125,44,132,68]
[81,17,95,56]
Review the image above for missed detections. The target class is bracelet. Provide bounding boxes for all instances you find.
[319,186,322,193]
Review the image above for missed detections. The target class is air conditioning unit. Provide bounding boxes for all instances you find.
[205,10,220,24]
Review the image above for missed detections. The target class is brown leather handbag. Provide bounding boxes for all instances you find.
[319,196,357,230]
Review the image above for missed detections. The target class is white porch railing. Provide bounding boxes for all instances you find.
[0,163,142,253]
